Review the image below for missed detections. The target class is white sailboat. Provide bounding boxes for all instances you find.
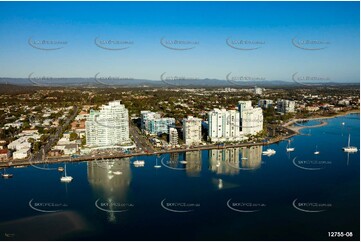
[1,168,13,179]
[342,134,358,153]
[60,163,73,182]
[314,145,320,155]
[154,158,161,168]
[286,140,295,152]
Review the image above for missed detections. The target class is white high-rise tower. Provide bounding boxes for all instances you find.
[86,101,130,147]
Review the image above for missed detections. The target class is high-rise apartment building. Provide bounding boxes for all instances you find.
[140,111,175,135]
[86,101,130,147]
[277,99,295,114]
[238,101,263,136]
[169,127,178,146]
[208,109,243,142]
[182,116,202,146]
[258,99,274,109]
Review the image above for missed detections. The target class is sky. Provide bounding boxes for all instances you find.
[0,1,359,83]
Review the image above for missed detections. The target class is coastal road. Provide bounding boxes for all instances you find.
[129,122,155,152]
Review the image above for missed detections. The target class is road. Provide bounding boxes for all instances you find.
[30,106,79,162]
[129,122,155,153]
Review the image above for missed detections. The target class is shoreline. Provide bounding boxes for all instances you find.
[285,110,360,123]
[283,110,360,133]
[1,110,359,168]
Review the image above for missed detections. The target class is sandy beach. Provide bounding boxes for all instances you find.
[283,110,360,133]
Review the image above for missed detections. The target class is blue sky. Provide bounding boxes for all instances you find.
[0,1,359,82]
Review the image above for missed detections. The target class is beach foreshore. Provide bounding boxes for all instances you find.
[284,110,359,133]
[1,110,359,168]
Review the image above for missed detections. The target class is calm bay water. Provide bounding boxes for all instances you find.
[0,114,359,240]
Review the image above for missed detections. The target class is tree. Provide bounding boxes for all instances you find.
[69,132,78,141]
[33,142,41,153]
[81,136,86,146]
[23,121,30,129]
[28,138,35,143]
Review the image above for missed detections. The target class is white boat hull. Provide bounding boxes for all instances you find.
[262,149,276,156]
[60,176,73,182]
[343,147,358,153]
[2,174,13,179]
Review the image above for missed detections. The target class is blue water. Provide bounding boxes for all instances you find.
[0,114,359,240]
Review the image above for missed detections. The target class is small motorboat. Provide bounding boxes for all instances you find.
[133,160,145,167]
[2,173,13,179]
[1,168,13,179]
[262,149,276,156]
[314,145,320,155]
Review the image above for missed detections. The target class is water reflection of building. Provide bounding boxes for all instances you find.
[185,151,202,176]
[209,148,240,175]
[209,146,263,174]
[240,146,262,169]
[170,153,179,162]
[87,158,131,222]
[168,153,179,168]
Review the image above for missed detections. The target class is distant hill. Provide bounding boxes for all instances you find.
[0,77,359,89]
[0,83,39,94]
